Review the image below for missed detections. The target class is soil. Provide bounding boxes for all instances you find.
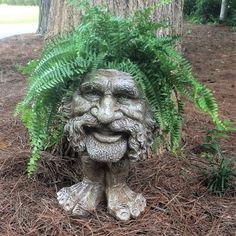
[0,25,235,236]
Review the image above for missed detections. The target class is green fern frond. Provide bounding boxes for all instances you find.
[16,4,226,174]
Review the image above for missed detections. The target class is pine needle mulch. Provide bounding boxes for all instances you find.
[0,24,236,235]
[0,149,235,236]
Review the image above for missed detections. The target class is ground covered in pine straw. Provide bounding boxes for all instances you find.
[0,24,235,235]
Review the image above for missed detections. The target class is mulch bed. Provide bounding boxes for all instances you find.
[0,25,235,235]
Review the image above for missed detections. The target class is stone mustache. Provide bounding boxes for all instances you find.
[57,69,156,221]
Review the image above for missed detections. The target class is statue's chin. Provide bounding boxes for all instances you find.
[86,134,127,162]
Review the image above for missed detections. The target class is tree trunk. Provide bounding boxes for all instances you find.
[45,0,183,39]
[37,0,51,35]
[220,0,228,22]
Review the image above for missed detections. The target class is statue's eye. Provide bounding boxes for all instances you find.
[114,92,133,100]
[83,90,102,101]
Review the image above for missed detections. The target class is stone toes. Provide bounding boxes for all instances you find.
[56,190,66,199]
[130,207,140,218]
[113,206,131,221]
[57,194,68,204]
[56,188,76,211]
[57,187,71,198]
[58,196,75,211]
[135,195,146,212]
[64,201,75,211]
[109,200,146,220]
[129,197,146,218]
[72,204,90,217]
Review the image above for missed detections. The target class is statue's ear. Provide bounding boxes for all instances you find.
[59,96,73,120]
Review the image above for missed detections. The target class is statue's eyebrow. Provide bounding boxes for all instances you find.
[113,84,139,98]
[80,82,104,92]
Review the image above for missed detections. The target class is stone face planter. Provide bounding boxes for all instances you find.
[57,69,156,220]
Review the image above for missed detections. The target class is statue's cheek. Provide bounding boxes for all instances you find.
[72,95,95,116]
[119,101,145,122]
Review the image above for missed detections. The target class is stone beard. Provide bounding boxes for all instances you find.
[57,69,156,221]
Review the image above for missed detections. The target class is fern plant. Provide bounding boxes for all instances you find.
[17,4,226,175]
[204,157,236,196]
[198,125,236,195]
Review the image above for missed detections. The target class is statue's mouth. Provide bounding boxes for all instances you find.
[84,126,124,143]
[93,128,123,143]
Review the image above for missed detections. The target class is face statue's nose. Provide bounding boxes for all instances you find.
[91,95,115,124]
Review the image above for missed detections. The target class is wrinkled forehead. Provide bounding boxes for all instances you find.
[80,69,140,95]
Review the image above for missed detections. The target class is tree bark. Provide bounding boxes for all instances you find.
[45,0,183,39]
[37,0,51,35]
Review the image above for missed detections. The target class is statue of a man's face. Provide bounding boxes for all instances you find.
[63,69,155,162]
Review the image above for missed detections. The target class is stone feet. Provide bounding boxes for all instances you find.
[106,184,146,221]
[57,180,146,220]
[56,178,104,216]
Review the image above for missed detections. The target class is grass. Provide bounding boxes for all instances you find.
[0,5,38,24]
